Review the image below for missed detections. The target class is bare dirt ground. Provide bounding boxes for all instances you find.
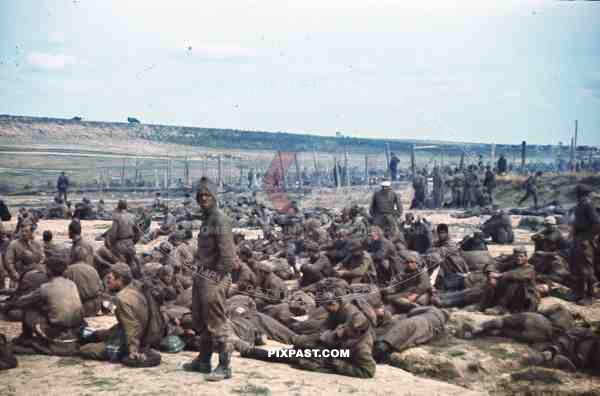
[0,316,481,396]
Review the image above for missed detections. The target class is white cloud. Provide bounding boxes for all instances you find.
[27,51,79,70]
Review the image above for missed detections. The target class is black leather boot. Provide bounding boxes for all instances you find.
[183,350,212,373]
[206,350,232,381]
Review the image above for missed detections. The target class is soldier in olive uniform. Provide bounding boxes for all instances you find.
[568,184,600,306]
[184,177,235,381]
[463,303,573,344]
[530,216,570,286]
[432,165,445,209]
[80,263,164,366]
[106,200,141,278]
[4,219,45,284]
[370,180,403,238]
[336,239,376,285]
[480,247,539,315]
[373,306,448,363]
[518,171,542,209]
[12,252,83,356]
[383,252,431,313]
[242,290,376,378]
[69,220,95,266]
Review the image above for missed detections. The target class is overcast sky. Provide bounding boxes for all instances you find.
[1,0,599,145]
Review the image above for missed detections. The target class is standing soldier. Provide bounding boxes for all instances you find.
[410,171,426,209]
[57,171,69,203]
[518,171,542,209]
[483,165,496,204]
[451,169,464,208]
[389,152,400,182]
[369,180,403,239]
[184,177,235,381]
[432,165,445,209]
[497,154,508,175]
[106,200,141,278]
[568,185,600,306]
[463,165,481,208]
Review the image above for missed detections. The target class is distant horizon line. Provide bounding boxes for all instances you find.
[0,113,593,149]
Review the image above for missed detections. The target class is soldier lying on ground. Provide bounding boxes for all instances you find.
[462,303,574,343]
[241,289,376,378]
[523,325,600,375]
[372,306,449,363]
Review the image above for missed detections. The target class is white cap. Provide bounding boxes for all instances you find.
[544,216,556,225]
[381,181,391,187]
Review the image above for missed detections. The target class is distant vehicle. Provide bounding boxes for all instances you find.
[71,116,82,121]
[127,117,141,124]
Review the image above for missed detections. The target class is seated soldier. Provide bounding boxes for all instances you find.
[64,255,104,317]
[69,219,95,266]
[4,219,45,285]
[252,261,288,309]
[93,241,120,279]
[299,240,335,288]
[383,252,431,313]
[73,197,94,220]
[169,231,193,276]
[481,211,514,244]
[404,215,434,254]
[460,231,489,252]
[430,224,470,291]
[324,228,352,266]
[529,216,570,286]
[335,239,376,285]
[229,254,257,298]
[148,208,176,241]
[373,306,449,363]
[12,252,83,356]
[480,247,539,315]
[80,263,165,367]
[141,247,164,278]
[47,196,68,219]
[242,289,376,378]
[42,230,61,257]
[367,225,399,286]
[1,253,48,321]
[152,265,184,304]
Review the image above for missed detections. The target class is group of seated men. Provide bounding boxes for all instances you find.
[0,181,598,379]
